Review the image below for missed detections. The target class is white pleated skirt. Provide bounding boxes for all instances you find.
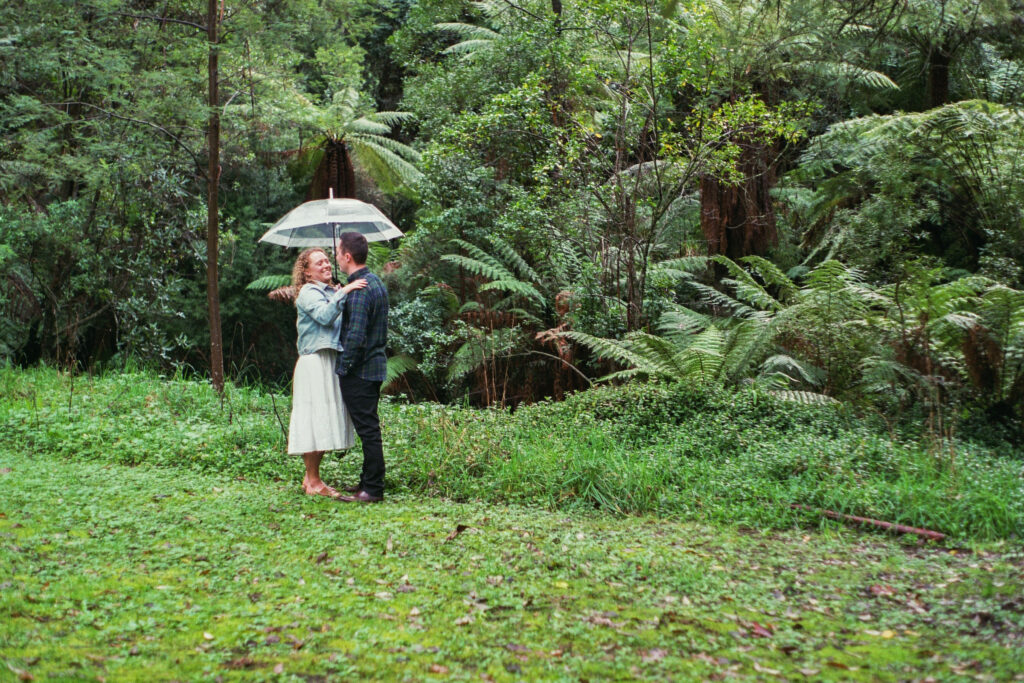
[287,349,355,455]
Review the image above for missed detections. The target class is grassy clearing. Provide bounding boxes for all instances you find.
[2,450,1022,681]
[1,366,1021,541]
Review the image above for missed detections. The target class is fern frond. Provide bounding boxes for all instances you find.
[788,60,899,92]
[651,255,708,278]
[721,314,776,379]
[366,111,418,128]
[441,254,514,284]
[739,255,798,302]
[559,330,659,376]
[770,390,840,405]
[487,235,540,284]
[690,281,758,318]
[761,354,825,387]
[383,354,419,391]
[246,274,292,291]
[434,22,501,40]
[448,238,510,276]
[442,39,497,56]
[478,279,545,306]
[712,255,783,311]
[447,327,521,381]
[657,306,712,339]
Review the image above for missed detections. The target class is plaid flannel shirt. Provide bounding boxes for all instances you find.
[337,267,389,382]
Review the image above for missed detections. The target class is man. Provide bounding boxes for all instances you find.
[334,231,389,503]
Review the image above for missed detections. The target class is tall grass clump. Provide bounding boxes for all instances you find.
[0,364,289,479]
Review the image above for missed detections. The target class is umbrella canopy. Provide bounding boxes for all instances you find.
[258,198,404,247]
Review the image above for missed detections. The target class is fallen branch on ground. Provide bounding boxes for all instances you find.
[791,504,946,542]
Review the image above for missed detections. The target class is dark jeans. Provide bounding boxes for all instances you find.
[340,375,384,497]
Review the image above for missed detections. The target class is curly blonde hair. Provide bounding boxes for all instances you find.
[290,248,329,304]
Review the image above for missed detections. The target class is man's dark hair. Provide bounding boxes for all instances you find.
[338,231,368,265]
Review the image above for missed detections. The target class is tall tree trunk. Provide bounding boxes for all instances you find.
[700,141,779,260]
[207,0,224,394]
[927,45,951,109]
[308,140,357,200]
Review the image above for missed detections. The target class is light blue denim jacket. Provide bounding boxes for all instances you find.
[295,281,348,355]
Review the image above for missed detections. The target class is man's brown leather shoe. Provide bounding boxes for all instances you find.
[342,484,360,493]
[339,490,383,503]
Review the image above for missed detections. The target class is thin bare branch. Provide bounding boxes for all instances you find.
[111,12,207,32]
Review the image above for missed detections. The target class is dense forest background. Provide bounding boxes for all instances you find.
[2,0,1023,434]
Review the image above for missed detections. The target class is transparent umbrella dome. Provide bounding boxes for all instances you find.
[258,198,404,247]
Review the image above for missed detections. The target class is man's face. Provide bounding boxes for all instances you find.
[335,247,356,275]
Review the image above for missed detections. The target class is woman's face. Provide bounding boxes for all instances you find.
[305,251,332,284]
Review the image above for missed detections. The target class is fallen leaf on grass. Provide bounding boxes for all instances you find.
[273,663,284,674]
[385,535,393,554]
[444,524,470,542]
[753,662,781,675]
[5,664,33,682]
[203,632,214,640]
[0,468,12,474]
[454,615,474,626]
[641,648,668,663]
[222,657,260,670]
[314,551,330,564]
[429,664,450,674]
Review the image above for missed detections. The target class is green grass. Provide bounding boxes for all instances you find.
[2,450,1022,681]
[1,366,1020,541]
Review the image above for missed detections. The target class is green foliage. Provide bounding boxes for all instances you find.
[783,100,1024,285]
[1,0,1023,445]
[3,366,1021,541]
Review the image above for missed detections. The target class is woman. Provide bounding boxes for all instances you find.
[288,248,366,498]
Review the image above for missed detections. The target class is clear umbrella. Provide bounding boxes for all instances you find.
[258,196,403,247]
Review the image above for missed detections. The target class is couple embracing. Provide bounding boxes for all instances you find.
[286,232,387,503]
